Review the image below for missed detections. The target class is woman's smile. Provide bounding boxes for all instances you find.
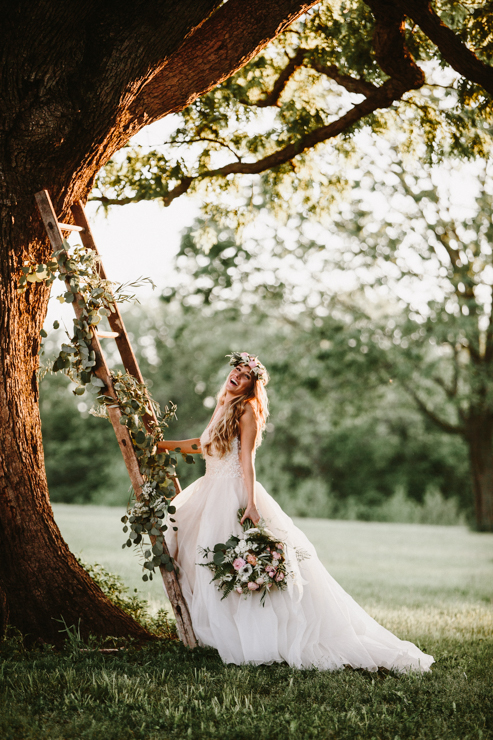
[227,367,252,393]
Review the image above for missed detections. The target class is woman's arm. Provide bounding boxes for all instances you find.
[238,404,260,525]
[156,438,201,455]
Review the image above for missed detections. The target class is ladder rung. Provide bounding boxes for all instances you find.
[58,222,84,232]
[95,330,120,339]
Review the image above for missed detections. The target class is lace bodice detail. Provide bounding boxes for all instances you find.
[200,428,244,479]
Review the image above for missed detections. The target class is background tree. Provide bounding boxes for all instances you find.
[324,154,493,530]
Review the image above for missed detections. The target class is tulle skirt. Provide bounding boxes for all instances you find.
[165,474,434,673]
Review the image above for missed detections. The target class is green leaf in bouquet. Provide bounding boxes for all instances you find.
[213,543,228,553]
[213,551,225,565]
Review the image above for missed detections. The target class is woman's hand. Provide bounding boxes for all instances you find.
[240,504,260,526]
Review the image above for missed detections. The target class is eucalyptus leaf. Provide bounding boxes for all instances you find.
[213,551,225,565]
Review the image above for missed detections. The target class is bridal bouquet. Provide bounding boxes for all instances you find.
[199,509,292,606]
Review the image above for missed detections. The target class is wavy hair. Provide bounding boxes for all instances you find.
[204,368,270,458]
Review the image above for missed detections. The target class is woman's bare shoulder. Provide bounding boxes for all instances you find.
[239,401,257,428]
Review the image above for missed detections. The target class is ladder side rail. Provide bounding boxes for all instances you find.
[35,190,196,647]
[70,203,149,388]
[70,202,182,496]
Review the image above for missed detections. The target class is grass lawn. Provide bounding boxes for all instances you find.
[1,505,492,739]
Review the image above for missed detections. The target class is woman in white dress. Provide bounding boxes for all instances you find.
[158,352,434,673]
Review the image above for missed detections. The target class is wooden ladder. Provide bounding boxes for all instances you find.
[35,189,197,649]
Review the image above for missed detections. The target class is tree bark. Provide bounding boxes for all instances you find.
[466,413,493,532]
[0,0,317,643]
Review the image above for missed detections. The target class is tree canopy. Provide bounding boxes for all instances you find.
[93,0,493,230]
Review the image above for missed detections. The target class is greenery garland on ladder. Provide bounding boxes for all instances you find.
[19,239,194,581]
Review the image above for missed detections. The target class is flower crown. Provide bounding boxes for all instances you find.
[227,351,267,383]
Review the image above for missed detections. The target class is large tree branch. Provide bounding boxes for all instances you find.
[95,6,425,208]
[403,382,465,435]
[252,47,308,107]
[129,0,320,125]
[394,0,493,96]
[310,62,378,97]
[95,81,417,208]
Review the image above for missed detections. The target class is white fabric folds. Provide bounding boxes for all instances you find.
[165,429,434,673]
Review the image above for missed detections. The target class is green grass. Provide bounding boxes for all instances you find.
[1,506,491,739]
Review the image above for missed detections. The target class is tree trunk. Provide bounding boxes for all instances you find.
[0,197,155,645]
[466,413,493,532]
[0,0,317,643]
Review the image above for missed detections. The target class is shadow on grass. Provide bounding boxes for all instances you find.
[1,628,491,740]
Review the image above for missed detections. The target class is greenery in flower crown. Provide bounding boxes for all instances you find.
[228,351,267,382]
[19,239,192,580]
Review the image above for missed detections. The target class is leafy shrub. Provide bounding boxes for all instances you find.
[78,558,178,640]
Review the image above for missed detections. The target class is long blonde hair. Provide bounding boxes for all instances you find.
[204,369,270,458]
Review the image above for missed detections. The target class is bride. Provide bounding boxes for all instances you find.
[158,352,434,672]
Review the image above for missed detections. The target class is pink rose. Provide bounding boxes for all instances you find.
[275,572,285,582]
[248,581,259,590]
[248,360,257,368]
[272,552,281,560]
[240,352,249,360]
[266,566,276,576]
[233,558,246,571]
[246,554,257,565]
[276,543,283,550]
[256,577,264,585]
[235,586,243,594]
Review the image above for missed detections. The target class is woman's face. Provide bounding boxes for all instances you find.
[227,364,254,396]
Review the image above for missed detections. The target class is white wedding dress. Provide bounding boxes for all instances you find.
[165,428,434,672]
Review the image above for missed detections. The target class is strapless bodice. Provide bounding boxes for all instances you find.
[200,428,244,479]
